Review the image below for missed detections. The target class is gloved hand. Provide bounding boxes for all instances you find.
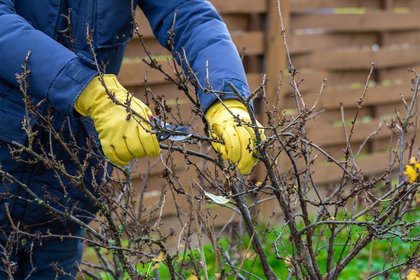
[74,74,160,166]
[205,100,265,174]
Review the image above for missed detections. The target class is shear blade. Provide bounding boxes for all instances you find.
[152,117,192,142]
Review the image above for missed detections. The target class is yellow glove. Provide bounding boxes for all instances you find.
[205,100,265,174]
[74,74,160,166]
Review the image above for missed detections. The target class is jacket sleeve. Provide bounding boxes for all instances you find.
[0,0,97,114]
[139,0,250,113]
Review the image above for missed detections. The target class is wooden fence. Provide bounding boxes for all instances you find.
[116,0,420,226]
[287,0,420,184]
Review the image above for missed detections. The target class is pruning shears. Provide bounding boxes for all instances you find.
[150,116,192,142]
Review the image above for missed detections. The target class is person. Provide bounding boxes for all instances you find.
[0,0,265,278]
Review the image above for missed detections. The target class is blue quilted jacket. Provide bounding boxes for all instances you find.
[0,0,250,144]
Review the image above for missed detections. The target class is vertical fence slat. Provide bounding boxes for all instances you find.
[264,0,289,110]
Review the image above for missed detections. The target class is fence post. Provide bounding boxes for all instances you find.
[264,0,289,111]
[255,0,290,218]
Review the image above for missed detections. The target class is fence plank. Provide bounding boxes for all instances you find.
[313,108,374,125]
[210,0,267,13]
[124,73,262,103]
[312,152,390,184]
[281,70,377,95]
[125,31,264,59]
[293,46,420,70]
[135,10,253,39]
[119,59,172,86]
[119,58,262,88]
[291,0,381,11]
[222,15,252,31]
[384,30,420,46]
[381,64,420,81]
[307,117,390,146]
[292,12,420,32]
[125,38,169,58]
[231,31,265,55]
[289,33,378,54]
[394,0,420,9]
[286,83,410,110]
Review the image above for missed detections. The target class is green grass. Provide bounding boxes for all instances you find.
[85,210,418,279]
